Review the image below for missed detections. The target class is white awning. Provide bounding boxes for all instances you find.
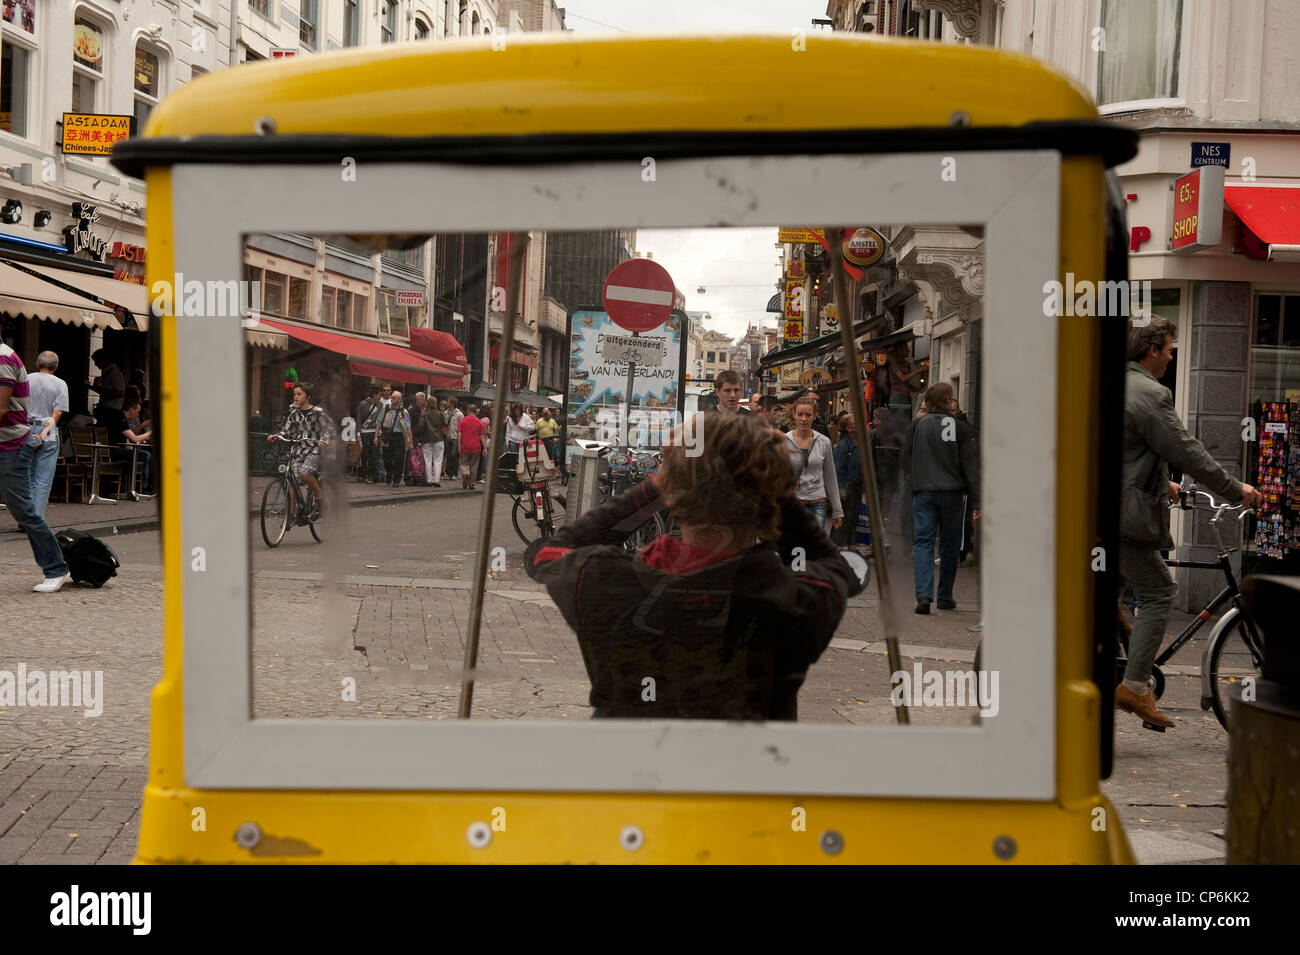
[16,260,150,331]
[0,262,121,331]
[242,317,290,350]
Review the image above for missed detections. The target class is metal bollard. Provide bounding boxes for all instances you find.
[1226,575,1300,864]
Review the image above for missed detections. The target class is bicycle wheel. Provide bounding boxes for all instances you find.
[260,479,290,548]
[1208,614,1265,731]
[512,497,541,545]
[621,512,665,554]
[309,489,336,543]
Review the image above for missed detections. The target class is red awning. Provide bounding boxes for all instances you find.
[408,327,469,374]
[260,319,461,387]
[1225,185,1300,261]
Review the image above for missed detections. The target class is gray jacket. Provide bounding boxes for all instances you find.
[1121,362,1242,548]
[903,412,979,506]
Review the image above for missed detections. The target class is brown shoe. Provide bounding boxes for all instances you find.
[1115,684,1175,732]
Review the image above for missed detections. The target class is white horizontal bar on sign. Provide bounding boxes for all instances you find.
[604,284,674,306]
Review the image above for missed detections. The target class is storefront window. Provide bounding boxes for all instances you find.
[287,277,308,319]
[72,15,104,113]
[1250,293,1300,405]
[1097,0,1182,106]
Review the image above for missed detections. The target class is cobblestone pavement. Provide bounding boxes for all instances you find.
[0,495,1231,864]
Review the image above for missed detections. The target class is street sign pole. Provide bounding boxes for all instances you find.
[624,332,638,448]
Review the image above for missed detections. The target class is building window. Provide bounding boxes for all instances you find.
[381,1,396,43]
[245,264,264,310]
[415,17,430,40]
[2,0,36,34]
[287,276,308,319]
[190,65,207,82]
[319,285,336,326]
[471,11,480,34]
[706,350,715,362]
[1097,0,1183,106]
[0,40,32,137]
[133,43,160,137]
[343,0,359,46]
[335,288,353,328]
[250,0,274,21]
[1250,294,1300,406]
[72,14,105,113]
[263,270,287,315]
[298,0,318,50]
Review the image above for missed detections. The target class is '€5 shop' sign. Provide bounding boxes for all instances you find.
[1170,165,1224,253]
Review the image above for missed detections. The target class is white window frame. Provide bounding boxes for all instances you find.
[342,0,360,47]
[249,0,276,25]
[170,151,1060,796]
[132,39,165,137]
[380,0,396,43]
[1092,0,1188,114]
[0,12,39,143]
[72,10,110,116]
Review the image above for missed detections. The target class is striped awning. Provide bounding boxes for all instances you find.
[0,261,120,330]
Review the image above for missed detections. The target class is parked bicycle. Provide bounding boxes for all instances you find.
[260,438,335,547]
[501,438,566,545]
[597,444,675,552]
[1114,482,1263,731]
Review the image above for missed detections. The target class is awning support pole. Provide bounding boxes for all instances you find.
[459,233,530,718]
[824,225,909,723]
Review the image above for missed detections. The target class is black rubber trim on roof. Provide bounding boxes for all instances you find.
[110,121,1138,178]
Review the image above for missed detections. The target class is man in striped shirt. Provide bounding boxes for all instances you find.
[0,343,71,592]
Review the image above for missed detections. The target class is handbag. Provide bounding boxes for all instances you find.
[406,445,424,479]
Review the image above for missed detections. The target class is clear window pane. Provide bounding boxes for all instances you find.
[71,71,97,113]
[335,289,352,328]
[320,286,336,326]
[1,42,30,136]
[352,293,368,331]
[133,98,153,136]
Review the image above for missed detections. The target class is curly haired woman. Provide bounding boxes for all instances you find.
[525,412,864,720]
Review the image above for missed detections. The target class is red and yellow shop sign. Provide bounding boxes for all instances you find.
[843,227,886,267]
[783,279,803,320]
[1170,166,1224,253]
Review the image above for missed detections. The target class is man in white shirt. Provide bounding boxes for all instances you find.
[24,350,70,517]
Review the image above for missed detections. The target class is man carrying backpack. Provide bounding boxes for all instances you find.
[0,342,71,592]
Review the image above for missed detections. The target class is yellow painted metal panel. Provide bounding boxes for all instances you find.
[142,34,1097,141]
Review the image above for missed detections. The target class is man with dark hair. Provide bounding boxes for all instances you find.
[712,370,751,415]
[1117,317,1257,731]
[755,394,781,430]
[904,381,978,615]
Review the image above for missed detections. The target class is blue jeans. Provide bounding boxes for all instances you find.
[23,427,59,516]
[0,448,70,578]
[803,499,829,531]
[912,489,964,603]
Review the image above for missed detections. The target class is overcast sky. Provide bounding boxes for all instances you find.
[560,2,831,343]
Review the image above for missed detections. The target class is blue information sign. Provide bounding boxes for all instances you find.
[1191,141,1230,168]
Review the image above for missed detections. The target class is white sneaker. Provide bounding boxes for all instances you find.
[33,573,72,593]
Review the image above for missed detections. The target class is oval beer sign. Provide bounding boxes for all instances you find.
[844,228,886,267]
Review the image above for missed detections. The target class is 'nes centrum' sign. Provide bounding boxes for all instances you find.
[600,332,666,367]
[1169,165,1225,253]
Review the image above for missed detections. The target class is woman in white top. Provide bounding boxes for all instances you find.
[784,395,842,533]
[505,402,536,452]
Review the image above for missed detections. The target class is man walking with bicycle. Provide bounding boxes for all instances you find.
[1119,317,1257,731]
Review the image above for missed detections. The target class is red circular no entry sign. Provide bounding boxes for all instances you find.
[602,258,676,334]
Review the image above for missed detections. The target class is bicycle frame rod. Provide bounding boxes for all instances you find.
[459,232,531,719]
[824,226,909,724]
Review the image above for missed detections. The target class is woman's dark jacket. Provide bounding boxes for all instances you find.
[524,479,864,720]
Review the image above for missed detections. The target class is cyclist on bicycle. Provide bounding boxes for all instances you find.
[267,382,331,519]
[1119,317,1258,731]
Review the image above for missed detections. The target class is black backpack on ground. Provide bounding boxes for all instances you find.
[56,529,120,588]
